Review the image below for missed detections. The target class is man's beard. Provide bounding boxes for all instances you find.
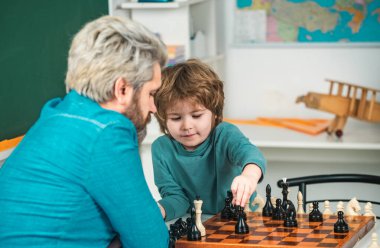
[125,91,151,145]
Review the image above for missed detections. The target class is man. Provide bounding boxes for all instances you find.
[0,16,168,248]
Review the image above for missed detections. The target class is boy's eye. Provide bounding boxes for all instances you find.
[169,117,181,121]
[192,114,202,119]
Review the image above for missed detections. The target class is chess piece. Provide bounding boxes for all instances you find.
[187,207,201,241]
[272,199,285,220]
[309,201,323,222]
[364,202,376,221]
[174,218,188,236]
[194,196,206,236]
[221,192,233,220]
[251,193,264,213]
[297,191,305,214]
[271,196,277,207]
[284,202,298,227]
[281,179,289,210]
[263,184,274,217]
[309,203,313,214]
[334,211,349,233]
[168,230,176,248]
[235,205,249,234]
[336,201,344,215]
[346,197,361,216]
[323,200,333,215]
[368,232,380,248]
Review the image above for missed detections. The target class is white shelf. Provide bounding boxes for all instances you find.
[120,0,207,9]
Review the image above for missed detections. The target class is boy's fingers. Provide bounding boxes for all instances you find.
[235,183,245,206]
[240,186,251,207]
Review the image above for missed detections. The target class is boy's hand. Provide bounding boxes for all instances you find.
[231,164,262,207]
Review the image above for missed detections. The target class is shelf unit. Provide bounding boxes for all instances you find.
[109,0,222,70]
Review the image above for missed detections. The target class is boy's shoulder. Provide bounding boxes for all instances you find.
[152,134,172,148]
[214,121,240,134]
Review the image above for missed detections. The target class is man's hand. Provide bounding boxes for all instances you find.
[158,203,166,219]
[231,164,262,207]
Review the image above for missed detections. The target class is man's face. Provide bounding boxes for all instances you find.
[125,63,161,143]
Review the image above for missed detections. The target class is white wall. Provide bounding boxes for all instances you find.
[221,1,380,119]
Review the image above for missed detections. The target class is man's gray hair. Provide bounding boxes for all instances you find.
[65,15,167,103]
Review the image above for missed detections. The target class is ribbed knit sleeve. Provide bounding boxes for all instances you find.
[86,123,168,248]
[152,139,190,221]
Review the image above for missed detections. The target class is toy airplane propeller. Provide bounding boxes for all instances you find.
[296,79,380,137]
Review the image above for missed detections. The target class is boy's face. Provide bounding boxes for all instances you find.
[166,99,214,151]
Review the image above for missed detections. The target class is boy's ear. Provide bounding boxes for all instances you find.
[114,77,134,107]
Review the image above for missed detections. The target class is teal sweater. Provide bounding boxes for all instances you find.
[0,91,168,248]
[152,122,266,221]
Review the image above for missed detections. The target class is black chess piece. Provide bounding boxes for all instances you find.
[174,218,187,236]
[272,198,285,220]
[309,201,323,222]
[334,211,349,233]
[221,197,233,220]
[169,224,181,240]
[168,230,176,248]
[262,184,274,217]
[284,202,298,227]
[281,181,289,210]
[187,207,201,241]
[235,205,249,234]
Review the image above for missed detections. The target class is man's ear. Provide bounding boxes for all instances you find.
[114,77,134,107]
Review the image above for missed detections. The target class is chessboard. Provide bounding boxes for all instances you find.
[175,212,375,248]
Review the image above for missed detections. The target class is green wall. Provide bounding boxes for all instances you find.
[0,0,108,141]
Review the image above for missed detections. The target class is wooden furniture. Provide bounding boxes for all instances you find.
[296,79,380,137]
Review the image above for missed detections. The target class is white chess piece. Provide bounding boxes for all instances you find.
[251,194,265,213]
[271,196,277,207]
[368,232,380,248]
[323,200,333,215]
[309,203,313,214]
[336,201,344,215]
[297,191,305,214]
[364,202,376,221]
[194,197,206,236]
[346,197,361,216]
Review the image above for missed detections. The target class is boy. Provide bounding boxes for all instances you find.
[153,59,266,221]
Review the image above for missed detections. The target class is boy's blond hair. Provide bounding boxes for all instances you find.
[155,59,224,134]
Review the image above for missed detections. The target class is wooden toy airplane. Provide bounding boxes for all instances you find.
[296,79,380,137]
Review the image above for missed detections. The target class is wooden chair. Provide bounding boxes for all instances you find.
[277,174,380,219]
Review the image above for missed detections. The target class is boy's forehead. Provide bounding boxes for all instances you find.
[167,98,205,113]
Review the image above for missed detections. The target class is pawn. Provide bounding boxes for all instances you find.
[364,202,376,221]
[334,211,349,233]
[336,201,344,215]
[187,208,201,241]
[272,199,285,220]
[308,203,313,214]
[368,232,380,248]
[309,201,323,222]
[263,184,274,217]
[323,200,333,215]
[235,205,249,234]
[271,196,277,207]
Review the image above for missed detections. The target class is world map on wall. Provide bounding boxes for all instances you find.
[235,0,380,43]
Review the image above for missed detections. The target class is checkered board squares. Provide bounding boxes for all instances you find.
[175,213,375,248]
